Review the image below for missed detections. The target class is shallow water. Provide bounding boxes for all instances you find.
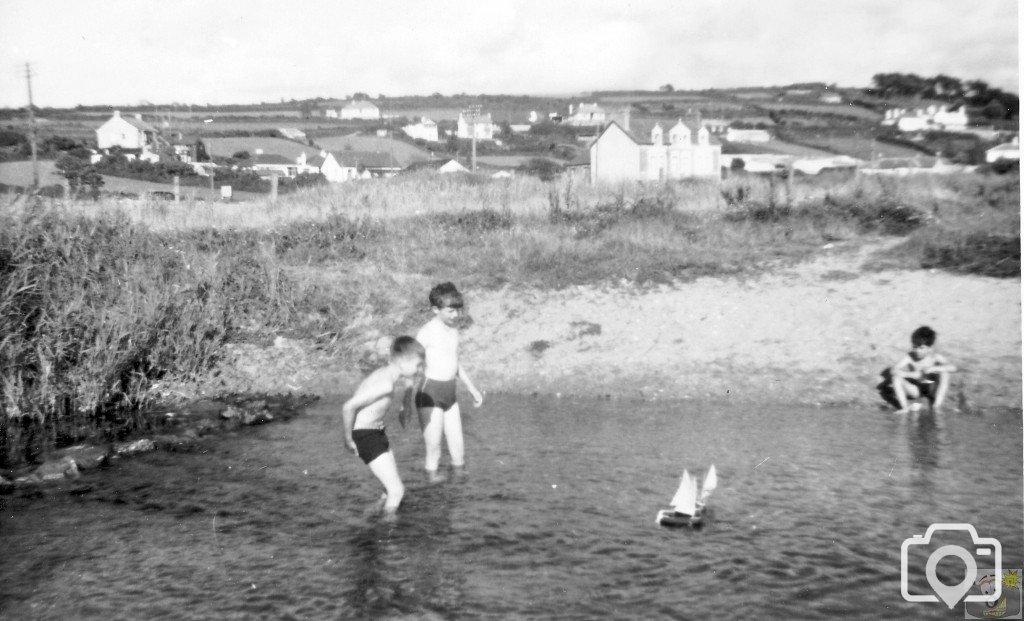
[1,395,1021,620]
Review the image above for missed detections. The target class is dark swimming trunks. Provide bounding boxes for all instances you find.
[415,378,457,411]
[352,429,390,464]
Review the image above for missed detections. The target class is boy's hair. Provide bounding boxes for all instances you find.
[390,335,426,360]
[428,282,464,309]
[911,325,937,347]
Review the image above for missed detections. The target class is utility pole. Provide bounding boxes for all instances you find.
[25,63,39,190]
[465,104,480,172]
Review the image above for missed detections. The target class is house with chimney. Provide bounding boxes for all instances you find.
[589,113,722,184]
[95,110,163,161]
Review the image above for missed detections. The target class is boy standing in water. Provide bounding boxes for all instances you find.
[342,336,425,517]
[415,283,484,482]
[888,326,957,414]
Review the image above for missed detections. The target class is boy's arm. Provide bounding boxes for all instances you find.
[457,364,484,407]
[925,355,957,374]
[890,355,916,379]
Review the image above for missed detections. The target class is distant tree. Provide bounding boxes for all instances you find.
[659,84,674,93]
[519,157,563,181]
[232,150,251,160]
[352,92,369,100]
[983,99,1008,120]
[0,130,26,148]
[195,140,209,162]
[55,152,104,199]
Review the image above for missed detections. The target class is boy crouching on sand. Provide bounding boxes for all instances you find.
[342,336,425,517]
[888,326,957,414]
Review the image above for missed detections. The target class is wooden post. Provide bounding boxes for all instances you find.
[173,175,180,203]
[785,165,793,207]
[25,63,39,190]
[270,173,278,203]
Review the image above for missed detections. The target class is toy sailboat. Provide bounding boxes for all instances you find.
[656,465,717,528]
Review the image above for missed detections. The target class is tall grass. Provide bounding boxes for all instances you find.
[1,170,1018,467]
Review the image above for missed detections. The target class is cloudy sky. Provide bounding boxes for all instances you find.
[0,0,1018,108]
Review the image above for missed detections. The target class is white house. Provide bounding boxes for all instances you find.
[985,137,1020,163]
[567,103,607,127]
[317,150,400,182]
[820,92,843,104]
[96,110,160,151]
[249,151,299,178]
[325,109,339,119]
[402,118,439,142]
[725,128,772,143]
[884,105,969,132]
[457,112,496,141]
[340,100,381,120]
[589,118,721,184]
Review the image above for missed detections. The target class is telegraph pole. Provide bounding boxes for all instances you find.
[465,104,480,172]
[25,63,39,190]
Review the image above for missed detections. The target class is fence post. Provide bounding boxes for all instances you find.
[173,175,180,203]
[270,173,278,203]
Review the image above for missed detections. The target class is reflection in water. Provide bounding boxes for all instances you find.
[340,482,467,619]
[0,395,1020,620]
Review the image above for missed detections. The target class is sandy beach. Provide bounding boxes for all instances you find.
[199,239,1022,411]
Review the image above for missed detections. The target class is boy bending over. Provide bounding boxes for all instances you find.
[342,336,425,517]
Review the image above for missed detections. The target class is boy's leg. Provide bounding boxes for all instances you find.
[930,372,951,411]
[442,403,465,468]
[367,450,404,512]
[891,377,921,412]
[418,406,445,476]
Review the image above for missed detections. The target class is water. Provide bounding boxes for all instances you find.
[2,395,1021,620]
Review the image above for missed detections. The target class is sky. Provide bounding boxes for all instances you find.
[0,0,1019,108]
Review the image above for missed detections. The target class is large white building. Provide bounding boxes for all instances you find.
[589,118,721,184]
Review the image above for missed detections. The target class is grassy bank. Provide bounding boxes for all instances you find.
[1,171,1018,467]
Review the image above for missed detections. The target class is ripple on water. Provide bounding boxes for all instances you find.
[0,395,1020,620]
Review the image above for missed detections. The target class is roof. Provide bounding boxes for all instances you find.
[251,153,294,165]
[344,100,379,110]
[330,150,400,169]
[315,133,431,167]
[460,112,494,124]
[203,137,322,160]
[987,141,1020,152]
[600,119,722,147]
[403,158,463,172]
